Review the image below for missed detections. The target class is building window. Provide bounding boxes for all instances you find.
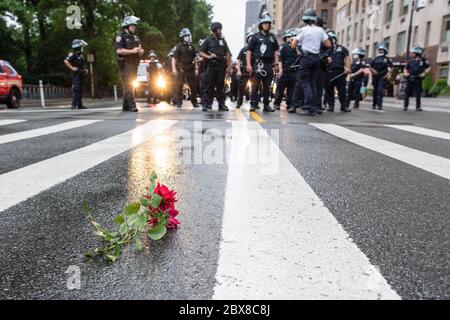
[439,64,449,79]
[401,0,409,16]
[397,31,406,55]
[443,15,450,42]
[386,1,393,23]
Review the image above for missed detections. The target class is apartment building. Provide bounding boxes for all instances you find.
[334,0,450,83]
[283,0,338,30]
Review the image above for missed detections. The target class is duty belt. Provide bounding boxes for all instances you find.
[302,50,320,56]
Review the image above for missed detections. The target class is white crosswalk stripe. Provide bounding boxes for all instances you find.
[0,120,102,145]
[0,119,27,127]
[214,121,400,300]
[310,123,450,180]
[385,125,450,141]
[0,119,177,213]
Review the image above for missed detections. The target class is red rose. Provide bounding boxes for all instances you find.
[153,183,177,212]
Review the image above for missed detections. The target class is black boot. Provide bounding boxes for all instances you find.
[287,106,296,113]
[263,105,275,112]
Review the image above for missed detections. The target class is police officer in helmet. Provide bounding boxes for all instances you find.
[65,39,89,110]
[173,28,199,109]
[246,14,280,112]
[236,32,254,109]
[348,48,368,109]
[274,29,298,111]
[404,46,430,112]
[200,22,232,112]
[369,43,393,110]
[116,15,144,112]
[324,31,351,113]
[291,9,331,116]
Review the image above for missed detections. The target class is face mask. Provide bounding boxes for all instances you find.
[183,35,191,43]
[353,55,359,60]
[377,52,385,57]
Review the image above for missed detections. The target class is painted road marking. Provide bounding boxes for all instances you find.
[385,125,450,141]
[0,120,27,127]
[0,106,122,114]
[0,120,102,145]
[310,123,450,180]
[214,121,400,300]
[235,109,247,123]
[0,120,177,213]
[250,111,266,124]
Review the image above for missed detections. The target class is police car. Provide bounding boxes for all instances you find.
[0,60,22,109]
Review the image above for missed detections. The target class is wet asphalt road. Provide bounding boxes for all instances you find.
[0,99,448,300]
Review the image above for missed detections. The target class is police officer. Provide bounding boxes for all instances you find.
[236,33,253,109]
[291,9,331,116]
[273,29,298,111]
[200,22,232,112]
[229,62,238,101]
[147,50,162,102]
[64,39,88,110]
[404,46,430,112]
[197,40,209,109]
[317,17,330,111]
[246,15,280,112]
[370,43,393,110]
[325,31,351,113]
[164,47,177,105]
[173,28,199,109]
[116,16,144,112]
[348,48,367,109]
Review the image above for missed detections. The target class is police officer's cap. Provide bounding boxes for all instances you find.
[72,39,88,49]
[377,43,389,54]
[210,22,222,32]
[410,46,423,55]
[122,15,140,27]
[352,48,366,57]
[258,15,273,27]
[327,31,337,41]
[179,28,191,38]
[282,29,296,40]
[302,8,317,22]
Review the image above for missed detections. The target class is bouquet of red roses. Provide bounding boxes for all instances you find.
[85,172,180,263]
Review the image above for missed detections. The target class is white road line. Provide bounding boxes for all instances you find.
[0,120,102,145]
[385,125,450,141]
[0,120,27,127]
[0,106,122,114]
[0,120,177,213]
[213,121,400,300]
[310,123,450,180]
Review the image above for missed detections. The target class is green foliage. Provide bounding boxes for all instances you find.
[422,74,433,94]
[430,78,449,96]
[0,0,212,92]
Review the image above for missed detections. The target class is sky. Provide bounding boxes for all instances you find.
[206,0,247,59]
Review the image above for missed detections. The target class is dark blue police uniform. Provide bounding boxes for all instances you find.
[325,44,349,111]
[247,31,279,110]
[174,42,198,108]
[404,57,430,110]
[116,31,141,111]
[236,46,252,107]
[200,35,231,110]
[274,42,299,109]
[65,52,85,109]
[348,59,367,109]
[370,55,393,110]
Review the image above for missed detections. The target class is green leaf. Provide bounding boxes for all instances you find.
[123,203,141,216]
[148,224,167,241]
[83,202,92,215]
[135,237,142,251]
[140,197,150,207]
[114,215,125,225]
[149,171,158,182]
[106,255,118,263]
[150,194,163,209]
[118,223,128,236]
[128,213,147,229]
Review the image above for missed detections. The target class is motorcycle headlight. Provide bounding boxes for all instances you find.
[156,75,166,88]
[133,79,140,89]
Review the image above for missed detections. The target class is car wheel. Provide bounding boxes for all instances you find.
[7,88,21,109]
